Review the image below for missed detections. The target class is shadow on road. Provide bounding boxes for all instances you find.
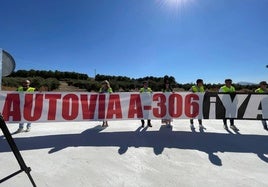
[1,124,268,166]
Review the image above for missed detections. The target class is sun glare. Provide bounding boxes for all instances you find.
[156,0,194,17]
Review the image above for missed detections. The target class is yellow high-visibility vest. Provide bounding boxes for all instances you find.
[191,85,205,93]
[220,85,235,93]
[17,87,35,92]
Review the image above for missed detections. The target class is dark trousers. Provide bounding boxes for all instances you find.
[190,119,202,125]
[262,120,267,128]
[223,118,234,126]
[141,119,151,125]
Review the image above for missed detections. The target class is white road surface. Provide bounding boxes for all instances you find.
[1,119,268,187]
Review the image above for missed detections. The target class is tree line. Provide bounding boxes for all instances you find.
[10,69,89,80]
[2,69,259,92]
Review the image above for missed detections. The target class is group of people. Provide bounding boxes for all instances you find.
[96,78,268,131]
[14,78,268,133]
[219,79,268,131]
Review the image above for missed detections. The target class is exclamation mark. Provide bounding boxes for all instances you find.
[209,97,217,119]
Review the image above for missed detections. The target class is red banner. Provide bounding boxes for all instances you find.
[1,91,268,123]
[0,92,203,123]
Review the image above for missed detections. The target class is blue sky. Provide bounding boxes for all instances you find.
[1,0,268,84]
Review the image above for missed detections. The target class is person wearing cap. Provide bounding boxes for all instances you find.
[161,78,173,128]
[255,81,268,130]
[189,79,205,130]
[99,80,113,127]
[219,79,239,131]
[140,81,152,127]
[15,79,36,133]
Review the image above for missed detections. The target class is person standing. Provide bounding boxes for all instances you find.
[99,80,113,127]
[140,81,152,127]
[219,79,239,131]
[15,79,36,133]
[161,79,173,128]
[255,81,268,130]
[189,79,205,129]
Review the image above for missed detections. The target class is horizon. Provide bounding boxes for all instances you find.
[11,68,259,85]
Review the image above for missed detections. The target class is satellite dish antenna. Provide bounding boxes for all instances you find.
[0,49,16,90]
[1,50,16,76]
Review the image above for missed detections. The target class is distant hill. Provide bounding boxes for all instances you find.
[237,81,257,85]
[53,81,87,92]
[2,69,260,92]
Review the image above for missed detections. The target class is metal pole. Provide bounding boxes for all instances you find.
[0,114,37,187]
